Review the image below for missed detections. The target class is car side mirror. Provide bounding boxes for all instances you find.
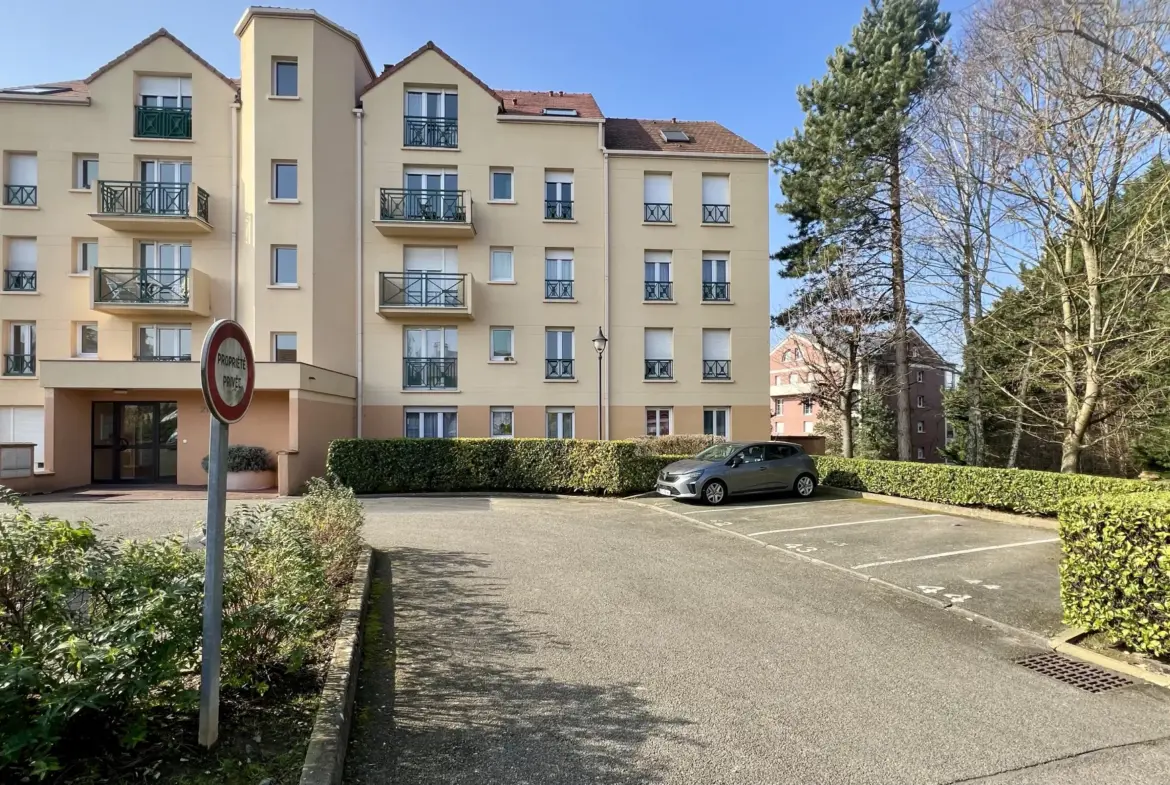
[729,456,743,467]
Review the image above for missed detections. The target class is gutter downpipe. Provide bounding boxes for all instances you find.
[600,121,610,440]
[354,106,365,437]
[230,95,241,320]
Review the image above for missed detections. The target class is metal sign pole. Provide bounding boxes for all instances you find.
[198,416,230,748]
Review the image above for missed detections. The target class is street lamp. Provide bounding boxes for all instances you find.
[592,327,608,440]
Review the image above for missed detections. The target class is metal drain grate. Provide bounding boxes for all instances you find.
[1014,653,1132,693]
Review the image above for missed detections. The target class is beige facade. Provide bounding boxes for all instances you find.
[0,7,769,493]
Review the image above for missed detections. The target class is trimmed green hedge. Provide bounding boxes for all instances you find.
[813,455,1161,517]
[1060,492,1170,656]
[327,438,687,496]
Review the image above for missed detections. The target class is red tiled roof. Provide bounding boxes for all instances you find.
[605,118,765,155]
[0,80,89,100]
[496,90,603,119]
[362,40,502,103]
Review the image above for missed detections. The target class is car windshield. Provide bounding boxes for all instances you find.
[695,443,742,461]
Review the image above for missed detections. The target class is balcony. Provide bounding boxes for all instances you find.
[136,354,193,362]
[374,188,474,238]
[545,279,574,300]
[4,354,35,377]
[702,204,731,224]
[546,359,574,380]
[704,359,732,380]
[702,281,731,301]
[3,271,36,292]
[135,105,192,140]
[545,200,573,220]
[378,272,473,320]
[645,281,673,301]
[91,267,211,317]
[644,203,672,223]
[403,358,457,390]
[645,359,673,380]
[403,116,458,148]
[90,181,211,233]
[3,185,36,207]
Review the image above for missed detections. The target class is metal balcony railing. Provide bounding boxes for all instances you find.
[3,185,36,206]
[94,267,190,305]
[136,354,192,362]
[379,188,467,222]
[379,272,467,309]
[702,203,731,224]
[403,116,458,148]
[704,359,732,380]
[645,359,673,380]
[546,359,574,379]
[4,270,36,292]
[98,181,209,222]
[702,281,731,301]
[645,281,673,301]
[545,279,574,300]
[403,357,458,390]
[3,354,35,376]
[545,200,573,220]
[644,203,672,222]
[135,105,192,139]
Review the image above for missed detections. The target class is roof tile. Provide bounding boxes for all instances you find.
[605,118,765,156]
[496,90,603,119]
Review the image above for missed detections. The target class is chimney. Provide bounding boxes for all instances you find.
[559,90,564,96]
[548,90,554,96]
[512,98,518,105]
[672,117,678,124]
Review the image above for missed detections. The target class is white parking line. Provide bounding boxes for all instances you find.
[747,514,939,537]
[692,500,823,514]
[851,538,1060,570]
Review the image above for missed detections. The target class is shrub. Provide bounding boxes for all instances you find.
[200,444,275,473]
[1060,492,1170,656]
[813,455,1161,517]
[630,433,725,456]
[328,438,688,496]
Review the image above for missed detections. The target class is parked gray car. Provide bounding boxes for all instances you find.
[655,441,819,505]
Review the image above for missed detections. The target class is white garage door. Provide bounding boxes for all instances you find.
[0,406,45,470]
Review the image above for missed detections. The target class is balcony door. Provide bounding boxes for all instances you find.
[403,247,458,306]
[140,160,191,214]
[91,401,178,484]
[140,242,191,302]
[403,168,458,219]
[404,327,457,389]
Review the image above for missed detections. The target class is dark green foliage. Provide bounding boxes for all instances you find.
[1060,493,1170,656]
[201,445,275,473]
[813,455,1160,517]
[856,392,897,459]
[327,438,688,496]
[630,433,726,456]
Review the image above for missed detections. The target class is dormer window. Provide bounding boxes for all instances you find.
[660,128,690,143]
[543,107,578,117]
[405,88,458,148]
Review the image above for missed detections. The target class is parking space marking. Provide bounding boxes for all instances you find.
[747,514,939,537]
[851,538,1059,570]
[688,500,823,514]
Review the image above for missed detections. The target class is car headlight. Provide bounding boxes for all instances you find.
[677,471,702,481]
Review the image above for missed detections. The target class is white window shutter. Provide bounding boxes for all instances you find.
[644,250,671,266]
[702,329,730,360]
[545,170,574,184]
[643,174,671,203]
[644,328,673,359]
[139,76,180,97]
[8,155,36,186]
[12,407,44,467]
[8,239,36,270]
[702,174,730,204]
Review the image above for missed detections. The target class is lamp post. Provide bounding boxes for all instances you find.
[592,327,608,440]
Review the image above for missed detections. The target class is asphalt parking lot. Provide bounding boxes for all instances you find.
[633,492,1064,636]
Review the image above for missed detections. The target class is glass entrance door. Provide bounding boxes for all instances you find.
[91,401,179,483]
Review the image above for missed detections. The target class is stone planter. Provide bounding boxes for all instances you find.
[226,470,276,492]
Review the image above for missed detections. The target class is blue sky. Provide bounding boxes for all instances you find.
[1,0,964,345]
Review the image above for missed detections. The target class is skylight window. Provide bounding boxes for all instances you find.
[660,128,691,143]
[2,86,68,95]
[543,107,579,116]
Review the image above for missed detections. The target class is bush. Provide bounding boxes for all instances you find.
[201,444,275,473]
[1060,492,1170,656]
[328,438,688,496]
[812,455,1161,517]
[630,433,725,456]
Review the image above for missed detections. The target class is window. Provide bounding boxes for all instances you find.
[406,89,458,120]
[643,173,672,222]
[271,246,297,285]
[490,168,513,201]
[545,249,574,299]
[138,76,192,109]
[782,350,792,362]
[404,327,458,389]
[916,369,925,383]
[405,90,458,148]
[546,408,574,438]
[789,373,800,385]
[803,421,815,434]
[273,333,297,362]
[916,421,925,434]
[545,328,574,379]
[405,408,458,438]
[916,447,926,460]
[703,329,731,380]
[489,248,514,282]
[76,323,98,358]
[774,421,784,435]
[273,162,297,200]
[137,325,191,361]
[917,395,926,408]
[703,407,729,438]
[4,153,37,206]
[273,59,298,96]
[803,400,814,416]
[74,155,98,189]
[5,238,36,291]
[644,328,673,380]
[544,171,573,219]
[75,239,97,273]
[491,407,514,438]
[701,174,730,223]
[646,407,671,437]
[490,327,514,361]
[794,348,803,360]
[702,254,729,300]
[542,107,578,116]
[138,242,191,303]
[644,250,672,301]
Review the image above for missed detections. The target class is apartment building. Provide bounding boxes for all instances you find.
[770,331,953,461]
[0,7,770,494]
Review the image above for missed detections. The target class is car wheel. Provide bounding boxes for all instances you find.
[703,479,728,505]
[794,473,817,498]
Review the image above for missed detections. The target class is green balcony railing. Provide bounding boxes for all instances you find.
[403,357,458,390]
[403,116,458,148]
[4,270,36,292]
[3,185,36,206]
[98,181,209,223]
[95,267,190,305]
[379,188,467,223]
[136,105,192,139]
[3,354,35,377]
[380,272,467,309]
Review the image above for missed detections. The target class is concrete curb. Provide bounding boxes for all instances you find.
[819,487,1057,531]
[299,545,374,785]
[1047,631,1170,689]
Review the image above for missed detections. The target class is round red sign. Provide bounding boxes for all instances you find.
[201,320,255,424]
